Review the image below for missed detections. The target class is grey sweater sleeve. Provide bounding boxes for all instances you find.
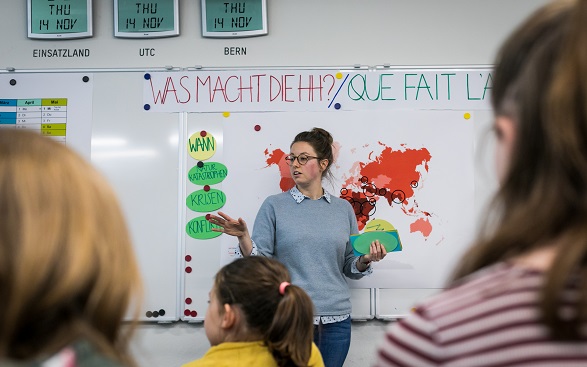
[250,197,276,258]
[342,200,363,280]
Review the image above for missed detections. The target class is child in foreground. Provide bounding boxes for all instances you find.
[375,0,587,365]
[0,129,142,366]
[182,256,324,367]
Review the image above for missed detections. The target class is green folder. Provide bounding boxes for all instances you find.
[350,230,402,256]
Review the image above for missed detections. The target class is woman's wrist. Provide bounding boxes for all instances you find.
[237,236,253,256]
[359,255,371,266]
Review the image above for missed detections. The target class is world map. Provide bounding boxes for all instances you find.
[264,142,434,239]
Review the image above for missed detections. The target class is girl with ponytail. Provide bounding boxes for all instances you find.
[182,256,324,367]
[375,0,587,365]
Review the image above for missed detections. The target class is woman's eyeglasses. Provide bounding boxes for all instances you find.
[284,154,321,166]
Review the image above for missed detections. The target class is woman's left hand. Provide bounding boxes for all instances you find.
[363,240,387,263]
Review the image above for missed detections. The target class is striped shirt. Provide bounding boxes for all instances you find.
[374,262,587,367]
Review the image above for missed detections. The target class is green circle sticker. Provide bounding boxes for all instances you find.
[188,131,216,161]
[188,162,228,186]
[186,215,222,240]
[186,188,226,212]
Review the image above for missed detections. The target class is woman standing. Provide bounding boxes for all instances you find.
[208,127,387,367]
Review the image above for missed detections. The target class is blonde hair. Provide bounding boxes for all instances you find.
[0,129,142,364]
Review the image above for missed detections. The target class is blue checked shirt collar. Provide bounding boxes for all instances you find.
[289,186,331,203]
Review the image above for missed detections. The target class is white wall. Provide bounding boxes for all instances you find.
[0,1,549,366]
[2,1,548,69]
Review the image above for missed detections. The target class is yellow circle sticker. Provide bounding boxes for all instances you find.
[364,219,396,232]
[188,131,216,161]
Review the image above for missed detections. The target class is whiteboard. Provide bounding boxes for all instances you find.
[219,109,477,289]
[178,106,481,321]
[91,72,182,322]
[179,112,377,322]
[374,109,498,319]
[0,67,497,325]
[159,67,495,323]
[0,73,93,159]
[0,71,182,322]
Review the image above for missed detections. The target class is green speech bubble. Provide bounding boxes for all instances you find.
[186,215,222,240]
[186,188,226,212]
[188,162,228,186]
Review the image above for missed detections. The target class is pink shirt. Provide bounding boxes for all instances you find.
[375,262,587,367]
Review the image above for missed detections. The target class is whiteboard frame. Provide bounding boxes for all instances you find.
[350,288,376,321]
[375,288,442,320]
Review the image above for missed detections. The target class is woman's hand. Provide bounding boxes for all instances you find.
[207,212,254,256]
[207,211,248,237]
[362,240,387,264]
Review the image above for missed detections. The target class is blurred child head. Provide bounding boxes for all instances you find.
[454,0,587,340]
[0,129,142,364]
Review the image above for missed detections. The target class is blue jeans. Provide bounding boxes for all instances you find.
[313,317,351,367]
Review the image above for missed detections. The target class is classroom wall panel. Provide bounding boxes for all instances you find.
[2,1,550,70]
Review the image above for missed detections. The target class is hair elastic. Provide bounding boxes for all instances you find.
[279,281,290,295]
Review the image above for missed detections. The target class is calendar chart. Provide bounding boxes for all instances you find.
[0,98,68,144]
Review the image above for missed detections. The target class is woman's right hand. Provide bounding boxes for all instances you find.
[207,211,249,238]
[208,212,253,255]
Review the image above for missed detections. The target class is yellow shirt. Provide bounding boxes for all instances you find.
[182,341,324,367]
